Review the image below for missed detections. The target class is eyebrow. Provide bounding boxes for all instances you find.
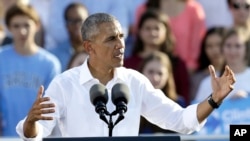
[104,33,124,42]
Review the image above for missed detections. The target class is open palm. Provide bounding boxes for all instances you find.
[209,65,236,102]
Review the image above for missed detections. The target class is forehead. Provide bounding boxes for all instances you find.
[10,15,35,24]
[98,21,122,34]
[67,6,88,18]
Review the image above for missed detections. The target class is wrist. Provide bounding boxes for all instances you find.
[207,94,222,109]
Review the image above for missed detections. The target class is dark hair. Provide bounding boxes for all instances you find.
[131,8,175,57]
[227,0,232,6]
[146,0,160,8]
[5,3,40,27]
[139,51,178,101]
[64,2,88,22]
[197,27,226,71]
[67,51,88,69]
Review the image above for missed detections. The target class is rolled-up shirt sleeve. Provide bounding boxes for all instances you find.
[140,75,206,134]
[182,104,206,134]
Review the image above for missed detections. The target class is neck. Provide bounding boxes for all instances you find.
[88,59,114,85]
[234,21,249,28]
[228,62,247,74]
[139,45,157,58]
[13,40,38,55]
[211,59,224,71]
[70,38,83,52]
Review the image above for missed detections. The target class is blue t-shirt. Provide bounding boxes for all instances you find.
[0,44,61,136]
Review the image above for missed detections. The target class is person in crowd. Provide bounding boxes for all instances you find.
[0,4,61,136]
[49,2,88,72]
[1,0,44,47]
[194,28,250,102]
[197,0,233,28]
[42,0,132,50]
[124,9,190,105]
[193,28,250,136]
[227,0,250,41]
[138,51,186,134]
[134,0,206,73]
[15,12,235,140]
[67,51,89,69]
[227,0,250,65]
[190,27,226,101]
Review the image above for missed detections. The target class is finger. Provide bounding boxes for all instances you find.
[39,103,55,109]
[38,97,51,103]
[37,85,44,99]
[41,109,55,114]
[33,108,55,115]
[208,65,216,79]
[229,69,236,83]
[222,65,230,77]
[35,115,54,120]
[229,85,234,90]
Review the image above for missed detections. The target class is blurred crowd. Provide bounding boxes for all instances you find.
[0,0,250,138]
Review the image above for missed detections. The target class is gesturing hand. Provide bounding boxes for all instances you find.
[209,65,236,103]
[26,85,55,123]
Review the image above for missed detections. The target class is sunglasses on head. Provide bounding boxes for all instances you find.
[231,2,250,10]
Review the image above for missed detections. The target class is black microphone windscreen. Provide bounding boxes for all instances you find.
[111,83,130,105]
[90,84,108,105]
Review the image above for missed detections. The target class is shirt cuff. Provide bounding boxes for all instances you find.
[183,104,206,134]
[16,119,43,141]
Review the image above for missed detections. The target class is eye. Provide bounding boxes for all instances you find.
[24,23,30,28]
[107,36,116,41]
[12,24,20,29]
[119,34,124,39]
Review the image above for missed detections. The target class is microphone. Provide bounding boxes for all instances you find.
[90,83,109,124]
[111,83,130,125]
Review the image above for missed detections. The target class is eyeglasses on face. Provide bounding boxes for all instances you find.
[231,2,250,10]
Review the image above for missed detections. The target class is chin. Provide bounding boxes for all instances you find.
[114,62,124,68]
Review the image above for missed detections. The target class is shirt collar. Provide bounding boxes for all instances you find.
[79,57,126,85]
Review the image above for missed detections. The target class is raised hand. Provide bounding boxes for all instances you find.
[209,65,236,103]
[23,85,55,138]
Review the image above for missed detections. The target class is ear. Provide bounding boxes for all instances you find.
[83,40,94,55]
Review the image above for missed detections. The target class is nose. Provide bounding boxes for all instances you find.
[115,38,125,49]
[20,27,28,36]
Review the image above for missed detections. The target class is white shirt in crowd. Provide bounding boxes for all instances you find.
[194,68,250,103]
[16,58,205,141]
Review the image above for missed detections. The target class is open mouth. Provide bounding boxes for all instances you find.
[115,53,123,59]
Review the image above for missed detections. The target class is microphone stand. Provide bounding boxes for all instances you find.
[99,110,125,137]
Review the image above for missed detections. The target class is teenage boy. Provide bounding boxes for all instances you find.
[0,4,61,136]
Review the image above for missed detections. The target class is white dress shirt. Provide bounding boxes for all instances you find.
[16,59,205,141]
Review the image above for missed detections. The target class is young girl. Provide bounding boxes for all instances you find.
[139,51,185,134]
[134,0,206,72]
[124,9,190,104]
[190,27,226,101]
[195,28,250,102]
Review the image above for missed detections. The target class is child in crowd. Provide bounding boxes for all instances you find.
[0,4,61,136]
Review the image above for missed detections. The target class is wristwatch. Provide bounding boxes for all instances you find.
[207,94,221,109]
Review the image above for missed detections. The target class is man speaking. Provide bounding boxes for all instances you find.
[16,13,236,140]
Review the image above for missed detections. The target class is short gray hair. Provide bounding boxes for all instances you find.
[81,13,118,41]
